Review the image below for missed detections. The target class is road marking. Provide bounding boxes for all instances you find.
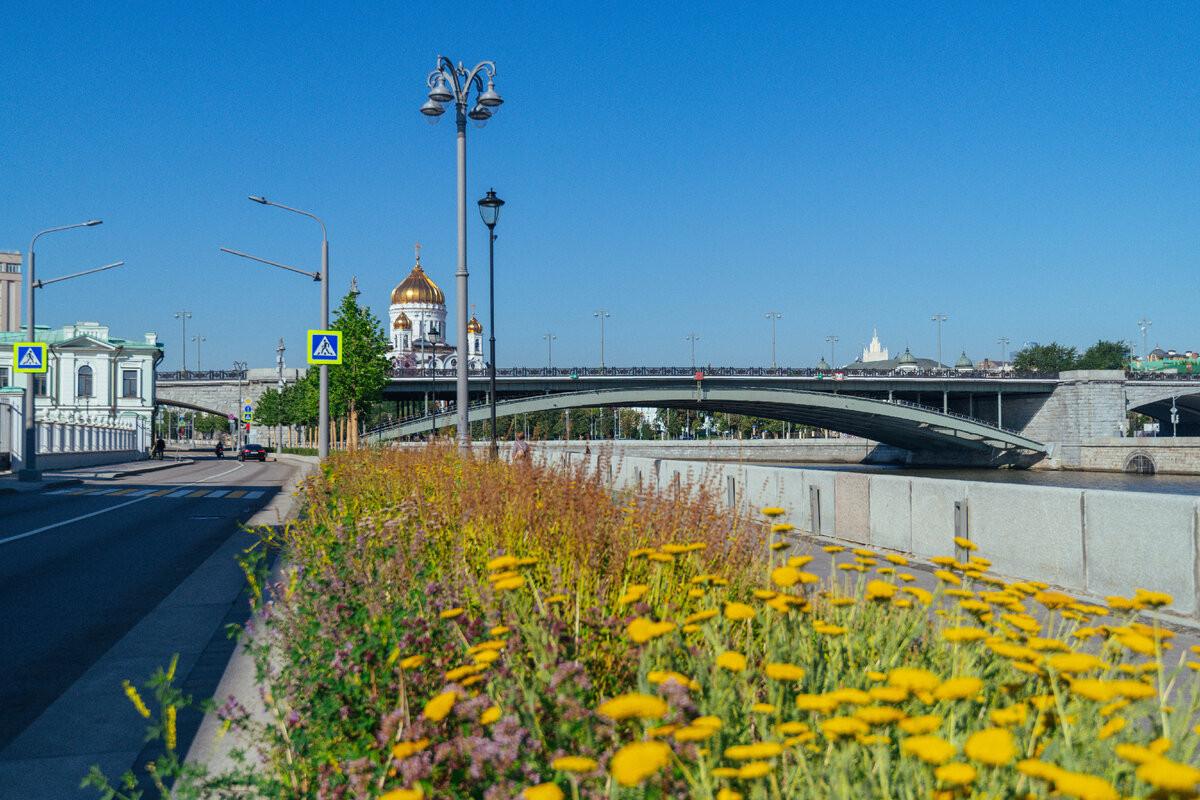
[186,489,211,498]
[1,463,249,547]
[243,490,265,499]
[225,490,246,499]
[165,489,193,498]
[126,488,155,497]
[110,488,140,496]
[146,489,175,497]
[204,490,230,498]
[86,488,118,495]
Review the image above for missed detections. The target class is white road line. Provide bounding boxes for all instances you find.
[204,490,230,498]
[126,488,155,497]
[86,488,118,496]
[165,489,193,498]
[0,463,248,547]
[243,490,265,499]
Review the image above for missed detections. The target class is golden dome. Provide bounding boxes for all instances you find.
[467,314,483,334]
[390,263,445,306]
[393,311,412,330]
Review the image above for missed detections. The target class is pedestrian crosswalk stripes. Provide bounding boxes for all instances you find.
[46,486,268,501]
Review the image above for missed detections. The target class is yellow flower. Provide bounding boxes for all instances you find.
[1016,759,1065,782]
[854,706,906,725]
[901,735,956,764]
[753,589,777,600]
[1115,743,1162,765]
[480,706,501,725]
[422,691,456,722]
[942,627,988,643]
[494,576,527,591]
[724,602,756,621]
[523,783,563,800]
[795,694,841,713]
[823,545,844,553]
[627,617,676,643]
[597,693,669,720]
[1116,631,1157,656]
[685,608,720,624]
[674,725,716,742]
[692,715,722,729]
[647,670,698,690]
[933,676,982,701]
[964,727,1014,766]
[1034,590,1075,609]
[737,761,774,779]
[988,704,1028,727]
[788,555,814,567]
[778,721,809,735]
[609,741,671,786]
[473,650,500,664]
[1052,771,1119,800]
[764,663,805,681]
[761,506,785,517]
[866,580,897,600]
[752,703,776,714]
[1047,652,1103,674]
[884,554,909,565]
[552,756,598,773]
[490,625,511,636]
[716,651,747,672]
[725,742,784,760]
[934,762,977,786]
[1097,717,1124,740]
[952,536,977,551]
[902,586,934,604]
[770,566,801,587]
[1000,613,1042,634]
[827,687,871,706]
[888,668,940,692]
[815,623,848,635]
[820,717,870,738]
[122,680,151,718]
[391,738,431,759]
[898,715,943,735]
[1136,758,1200,792]
[710,767,739,778]
[381,789,424,800]
[869,686,909,703]
[439,607,465,619]
[486,555,519,571]
[933,570,962,586]
[1134,589,1173,607]
[445,664,485,682]
[716,790,743,800]
[165,705,177,751]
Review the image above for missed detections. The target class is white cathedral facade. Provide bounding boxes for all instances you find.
[386,246,485,371]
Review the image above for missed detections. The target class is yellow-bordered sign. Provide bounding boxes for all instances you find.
[14,343,48,373]
[307,330,342,365]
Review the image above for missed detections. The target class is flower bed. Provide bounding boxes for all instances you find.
[100,445,1200,799]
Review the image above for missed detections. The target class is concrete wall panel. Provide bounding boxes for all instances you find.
[1084,491,1197,616]
[968,484,1085,588]
[803,470,838,538]
[835,472,871,544]
[869,476,912,552]
[911,478,967,558]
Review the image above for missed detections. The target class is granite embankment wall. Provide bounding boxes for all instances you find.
[532,446,1200,622]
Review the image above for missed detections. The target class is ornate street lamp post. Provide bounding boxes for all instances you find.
[686,332,700,370]
[826,334,839,369]
[420,56,504,453]
[765,311,781,370]
[477,188,504,460]
[1138,318,1152,361]
[174,309,191,373]
[191,334,206,372]
[543,332,556,370]
[594,309,610,369]
[931,313,948,370]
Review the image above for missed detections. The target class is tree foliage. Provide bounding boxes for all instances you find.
[329,293,390,445]
[1077,339,1130,370]
[1012,342,1079,372]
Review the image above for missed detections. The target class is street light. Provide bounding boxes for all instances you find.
[997,336,1010,374]
[594,309,610,369]
[233,360,247,449]
[686,332,700,370]
[826,334,839,369]
[20,219,106,481]
[931,313,947,370]
[477,187,504,460]
[766,311,781,370]
[421,55,504,453]
[1138,317,1152,361]
[223,195,330,459]
[543,332,556,370]
[191,334,206,372]
[174,310,192,373]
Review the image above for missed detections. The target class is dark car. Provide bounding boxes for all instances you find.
[238,443,267,462]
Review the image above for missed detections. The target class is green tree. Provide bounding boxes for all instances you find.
[282,371,319,427]
[330,293,390,446]
[1077,339,1130,370]
[254,388,283,428]
[1012,342,1078,373]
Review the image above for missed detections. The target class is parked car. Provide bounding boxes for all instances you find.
[238,443,267,462]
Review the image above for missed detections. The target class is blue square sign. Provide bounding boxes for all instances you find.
[14,343,47,373]
[308,330,342,365]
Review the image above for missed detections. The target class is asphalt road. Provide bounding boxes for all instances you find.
[0,455,302,799]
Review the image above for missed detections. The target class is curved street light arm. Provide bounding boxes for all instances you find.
[34,261,125,288]
[220,248,321,280]
[248,197,326,242]
[428,58,497,106]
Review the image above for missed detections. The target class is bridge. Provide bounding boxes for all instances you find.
[154,366,1200,468]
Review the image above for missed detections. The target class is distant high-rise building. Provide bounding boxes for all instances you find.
[0,252,21,332]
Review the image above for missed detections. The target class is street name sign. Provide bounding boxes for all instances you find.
[308,330,342,365]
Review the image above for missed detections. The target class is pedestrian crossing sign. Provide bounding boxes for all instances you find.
[307,329,342,365]
[243,403,253,423]
[13,343,48,373]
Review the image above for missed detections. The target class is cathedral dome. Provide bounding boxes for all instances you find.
[467,314,483,334]
[393,311,412,330]
[897,348,917,365]
[391,263,445,306]
[955,351,973,369]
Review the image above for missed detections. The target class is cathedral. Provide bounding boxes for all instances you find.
[386,246,486,371]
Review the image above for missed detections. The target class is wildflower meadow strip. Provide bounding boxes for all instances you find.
[101,446,1200,799]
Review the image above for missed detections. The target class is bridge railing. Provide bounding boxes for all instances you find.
[389,366,1057,380]
[1125,371,1200,381]
[158,369,247,381]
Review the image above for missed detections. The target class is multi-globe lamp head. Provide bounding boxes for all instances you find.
[421,69,503,128]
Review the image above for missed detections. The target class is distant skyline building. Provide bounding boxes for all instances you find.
[860,328,889,363]
[0,252,21,332]
[386,246,484,371]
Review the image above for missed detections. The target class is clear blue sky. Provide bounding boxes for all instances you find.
[3,2,1198,371]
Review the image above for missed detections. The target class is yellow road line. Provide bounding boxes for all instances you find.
[225,490,247,499]
[146,489,174,497]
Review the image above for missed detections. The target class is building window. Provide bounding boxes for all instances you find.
[78,365,94,397]
[475,340,481,354]
[0,366,7,388]
[34,373,48,396]
[122,369,138,398]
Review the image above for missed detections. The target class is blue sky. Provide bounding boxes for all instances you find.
[3,2,1198,371]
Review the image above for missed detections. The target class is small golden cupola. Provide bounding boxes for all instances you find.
[390,244,445,306]
[467,303,483,334]
[393,311,412,330]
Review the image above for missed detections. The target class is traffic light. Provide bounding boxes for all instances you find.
[245,422,251,433]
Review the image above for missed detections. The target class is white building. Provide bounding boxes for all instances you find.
[386,247,484,370]
[0,321,163,424]
[861,329,889,363]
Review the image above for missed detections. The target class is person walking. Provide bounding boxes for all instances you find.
[511,431,530,464]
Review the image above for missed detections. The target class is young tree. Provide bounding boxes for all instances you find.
[254,388,283,428]
[1012,343,1078,373]
[1077,339,1130,370]
[330,292,390,447]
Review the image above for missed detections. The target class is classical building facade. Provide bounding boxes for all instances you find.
[386,247,484,370]
[0,252,21,332]
[0,322,163,424]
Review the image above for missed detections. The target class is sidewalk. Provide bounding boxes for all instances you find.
[0,454,195,494]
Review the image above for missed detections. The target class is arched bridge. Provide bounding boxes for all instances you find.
[365,386,1049,467]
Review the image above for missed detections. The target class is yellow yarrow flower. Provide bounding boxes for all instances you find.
[942,627,988,643]
[716,789,743,800]
[934,762,977,786]
[1136,758,1200,792]
[964,727,1014,766]
[480,706,501,725]
[764,663,805,681]
[674,725,717,742]
[1052,771,1119,800]
[787,555,814,567]
[770,566,801,587]
[898,715,943,735]
[523,783,563,800]
[597,693,668,720]
[888,668,940,692]
[737,761,774,779]
[422,691,456,722]
[609,740,671,787]
[626,617,676,643]
[1097,717,1125,740]
[901,735,956,764]
[752,703,776,714]
[933,676,982,701]
[439,607,465,619]
[391,738,431,759]
[724,602,756,621]
[552,756,598,773]
[761,506,785,517]
[716,651,747,672]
